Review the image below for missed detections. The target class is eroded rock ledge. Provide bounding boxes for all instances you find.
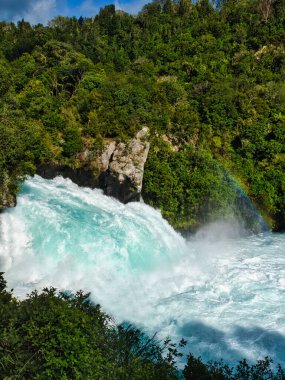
[37,127,150,204]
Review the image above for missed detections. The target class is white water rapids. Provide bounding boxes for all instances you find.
[0,176,285,365]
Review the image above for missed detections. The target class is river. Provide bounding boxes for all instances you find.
[0,175,284,366]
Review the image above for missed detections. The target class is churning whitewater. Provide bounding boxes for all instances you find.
[0,176,285,365]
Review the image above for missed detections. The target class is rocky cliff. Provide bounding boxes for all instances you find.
[37,127,150,203]
[99,127,150,202]
[0,173,17,210]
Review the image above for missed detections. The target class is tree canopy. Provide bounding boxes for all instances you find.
[0,0,285,230]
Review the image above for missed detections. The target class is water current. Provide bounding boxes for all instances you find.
[0,175,284,365]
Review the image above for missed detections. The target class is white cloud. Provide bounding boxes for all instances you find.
[24,0,57,24]
[0,0,32,19]
[0,0,57,24]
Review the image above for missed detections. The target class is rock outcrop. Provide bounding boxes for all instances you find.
[99,127,150,202]
[0,173,16,210]
[38,127,150,203]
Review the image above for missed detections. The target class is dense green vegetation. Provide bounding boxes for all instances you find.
[0,0,285,229]
[1,273,284,379]
[0,273,183,379]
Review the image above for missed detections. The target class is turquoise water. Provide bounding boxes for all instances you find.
[0,175,285,365]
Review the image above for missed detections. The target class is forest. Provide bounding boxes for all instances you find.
[0,0,285,230]
[1,0,285,377]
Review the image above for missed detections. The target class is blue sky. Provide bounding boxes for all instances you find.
[0,0,149,25]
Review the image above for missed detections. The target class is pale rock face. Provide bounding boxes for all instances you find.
[99,127,150,202]
[97,141,116,172]
[109,127,150,192]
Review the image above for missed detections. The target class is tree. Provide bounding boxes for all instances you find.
[259,0,275,23]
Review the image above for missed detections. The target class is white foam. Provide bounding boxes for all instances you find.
[0,175,285,365]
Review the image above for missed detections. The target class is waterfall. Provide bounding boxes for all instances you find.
[0,175,284,366]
